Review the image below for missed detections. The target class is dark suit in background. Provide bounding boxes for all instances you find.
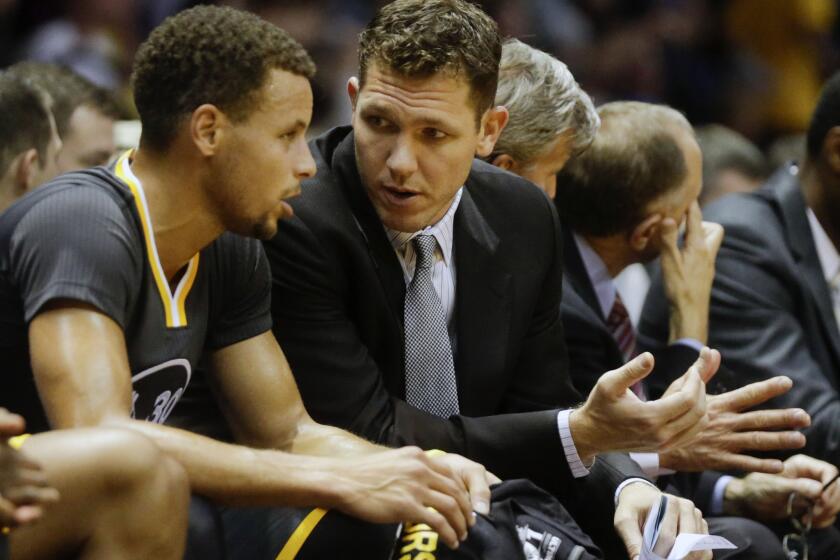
[640,164,840,467]
[265,126,645,535]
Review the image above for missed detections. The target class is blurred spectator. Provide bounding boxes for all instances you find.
[8,61,120,171]
[726,0,837,136]
[2,0,839,148]
[695,124,768,206]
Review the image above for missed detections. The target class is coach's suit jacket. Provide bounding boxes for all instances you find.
[265,126,646,523]
[640,163,840,467]
[560,228,736,512]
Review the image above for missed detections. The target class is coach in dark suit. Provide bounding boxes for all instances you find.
[265,2,719,557]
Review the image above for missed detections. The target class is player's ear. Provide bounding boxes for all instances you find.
[476,106,509,158]
[191,104,225,156]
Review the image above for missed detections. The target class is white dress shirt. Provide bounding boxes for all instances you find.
[807,208,840,332]
[386,189,596,479]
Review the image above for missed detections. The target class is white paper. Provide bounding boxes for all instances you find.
[640,495,738,560]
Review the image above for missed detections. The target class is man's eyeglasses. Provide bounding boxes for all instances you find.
[782,473,840,560]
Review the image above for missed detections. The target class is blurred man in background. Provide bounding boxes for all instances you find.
[8,61,119,171]
[694,124,768,207]
[0,71,61,212]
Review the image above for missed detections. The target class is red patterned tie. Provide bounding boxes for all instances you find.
[606,292,645,399]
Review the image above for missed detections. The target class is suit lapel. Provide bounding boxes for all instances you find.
[453,187,512,412]
[773,166,840,366]
[562,227,606,321]
[331,131,407,341]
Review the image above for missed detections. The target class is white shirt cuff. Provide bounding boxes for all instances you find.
[614,477,658,506]
[673,338,704,352]
[629,452,660,479]
[710,475,735,515]
[629,452,677,479]
[556,409,591,478]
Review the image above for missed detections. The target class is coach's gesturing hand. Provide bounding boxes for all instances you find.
[660,376,809,473]
[569,348,716,463]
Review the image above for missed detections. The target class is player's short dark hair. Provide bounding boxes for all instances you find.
[806,71,840,159]
[7,62,121,140]
[556,101,692,237]
[0,72,53,177]
[358,0,501,122]
[132,5,316,150]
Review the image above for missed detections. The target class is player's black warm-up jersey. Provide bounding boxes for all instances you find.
[0,151,272,433]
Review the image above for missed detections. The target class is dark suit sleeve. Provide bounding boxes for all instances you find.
[267,205,645,506]
[641,224,840,467]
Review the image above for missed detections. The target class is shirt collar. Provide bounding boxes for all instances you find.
[807,207,840,283]
[574,233,616,318]
[385,187,463,267]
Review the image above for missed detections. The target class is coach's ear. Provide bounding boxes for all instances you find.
[191,104,226,156]
[347,77,360,113]
[12,149,39,194]
[476,106,508,158]
[629,213,663,252]
[490,153,516,172]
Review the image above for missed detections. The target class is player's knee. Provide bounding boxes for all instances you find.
[83,428,174,493]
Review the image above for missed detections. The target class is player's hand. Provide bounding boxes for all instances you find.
[660,376,809,473]
[725,455,840,528]
[658,202,724,344]
[0,408,25,439]
[569,349,714,461]
[615,482,711,560]
[332,446,478,549]
[0,412,60,528]
[427,452,499,516]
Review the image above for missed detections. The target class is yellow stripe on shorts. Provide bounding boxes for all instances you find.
[275,508,328,560]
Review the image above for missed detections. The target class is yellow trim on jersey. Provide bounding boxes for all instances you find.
[274,508,328,560]
[114,151,199,328]
[7,434,30,450]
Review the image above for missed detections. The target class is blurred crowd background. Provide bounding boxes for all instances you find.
[2,0,839,168]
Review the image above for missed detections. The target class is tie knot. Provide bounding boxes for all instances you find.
[413,235,437,269]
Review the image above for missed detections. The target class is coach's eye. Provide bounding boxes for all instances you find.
[422,128,447,140]
[367,116,390,129]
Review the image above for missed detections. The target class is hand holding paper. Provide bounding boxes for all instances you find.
[614,482,735,560]
[641,495,736,560]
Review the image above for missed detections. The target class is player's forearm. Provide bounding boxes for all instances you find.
[110,417,347,507]
[288,418,385,458]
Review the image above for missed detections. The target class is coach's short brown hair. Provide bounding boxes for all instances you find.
[132,5,315,150]
[556,101,693,237]
[358,0,501,121]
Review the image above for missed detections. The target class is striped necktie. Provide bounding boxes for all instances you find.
[606,292,645,399]
[403,235,460,418]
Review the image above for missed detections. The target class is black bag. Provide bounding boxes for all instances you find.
[391,479,603,560]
